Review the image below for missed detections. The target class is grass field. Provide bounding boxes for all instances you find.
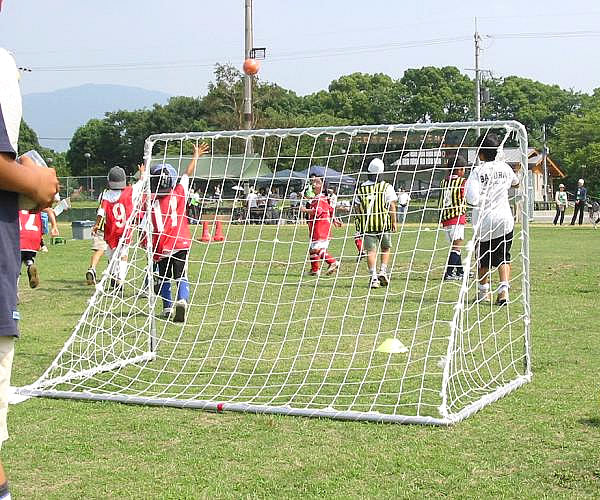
[6,223,600,498]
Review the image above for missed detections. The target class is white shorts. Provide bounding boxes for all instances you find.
[0,337,15,449]
[444,224,465,245]
[105,245,128,262]
[310,240,330,251]
[91,232,107,251]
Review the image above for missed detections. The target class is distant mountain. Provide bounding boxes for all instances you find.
[23,84,171,152]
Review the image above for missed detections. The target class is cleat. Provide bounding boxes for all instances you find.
[495,295,509,307]
[86,268,97,285]
[378,272,390,286]
[356,251,367,262]
[326,262,339,275]
[109,278,123,293]
[173,300,187,322]
[308,269,321,277]
[162,307,173,320]
[443,274,461,282]
[477,292,492,303]
[369,277,380,289]
[40,245,49,253]
[27,264,40,289]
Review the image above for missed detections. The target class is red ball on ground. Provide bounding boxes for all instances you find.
[243,58,260,76]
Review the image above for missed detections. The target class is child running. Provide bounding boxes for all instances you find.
[300,175,342,276]
[19,208,58,289]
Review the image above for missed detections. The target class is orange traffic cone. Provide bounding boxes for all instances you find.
[213,220,225,242]
[200,220,211,243]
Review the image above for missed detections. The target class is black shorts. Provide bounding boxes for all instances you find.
[478,231,513,269]
[21,251,36,264]
[156,250,188,281]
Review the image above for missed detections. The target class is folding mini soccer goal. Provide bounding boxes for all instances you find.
[16,121,532,425]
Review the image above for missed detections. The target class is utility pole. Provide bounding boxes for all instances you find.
[542,123,549,204]
[474,19,482,125]
[243,0,253,131]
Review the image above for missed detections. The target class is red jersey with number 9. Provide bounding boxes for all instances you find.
[19,210,42,252]
[150,183,191,260]
[102,185,134,250]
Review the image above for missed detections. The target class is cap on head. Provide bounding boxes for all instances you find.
[368,158,385,174]
[559,183,565,188]
[578,178,585,185]
[108,166,127,189]
[150,163,177,195]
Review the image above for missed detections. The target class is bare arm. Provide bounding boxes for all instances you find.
[389,200,397,231]
[0,152,59,210]
[185,143,210,177]
[44,207,59,236]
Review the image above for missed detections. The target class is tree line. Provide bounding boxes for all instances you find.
[18,64,600,196]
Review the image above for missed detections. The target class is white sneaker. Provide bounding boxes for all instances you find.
[174,299,187,323]
[326,261,339,275]
[40,245,49,253]
[378,271,390,286]
[369,277,380,289]
[162,307,173,320]
[477,291,492,303]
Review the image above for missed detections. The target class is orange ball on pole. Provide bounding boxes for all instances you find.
[243,58,260,76]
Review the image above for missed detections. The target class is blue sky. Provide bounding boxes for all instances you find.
[1,0,600,97]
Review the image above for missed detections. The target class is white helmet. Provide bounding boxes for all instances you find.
[368,158,385,174]
[578,178,585,185]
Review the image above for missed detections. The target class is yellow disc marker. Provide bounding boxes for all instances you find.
[376,338,409,354]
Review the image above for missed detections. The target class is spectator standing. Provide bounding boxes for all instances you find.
[570,178,587,226]
[553,183,568,226]
[396,186,411,223]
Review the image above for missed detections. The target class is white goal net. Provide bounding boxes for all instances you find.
[17,121,531,425]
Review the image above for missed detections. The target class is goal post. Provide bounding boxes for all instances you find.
[16,121,531,425]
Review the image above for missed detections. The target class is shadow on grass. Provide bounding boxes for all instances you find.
[579,417,600,427]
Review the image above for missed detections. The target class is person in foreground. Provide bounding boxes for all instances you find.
[465,133,519,306]
[353,158,397,289]
[0,46,59,500]
[150,143,209,322]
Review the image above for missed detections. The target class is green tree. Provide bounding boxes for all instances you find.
[399,66,473,122]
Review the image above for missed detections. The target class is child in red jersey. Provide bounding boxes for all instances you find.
[300,175,342,276]
[19,208,58,288]
[93,164,144,288]
[150,143,209,322]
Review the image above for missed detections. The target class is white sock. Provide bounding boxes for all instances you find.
[380,263,388,274]
[119,259,128,282]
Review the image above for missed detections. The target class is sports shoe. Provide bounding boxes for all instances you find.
[369,277,380,289]
[162,307,173,320]
[109,278,123,293]
[40,245,49,253]
[476,291,492,303]
[326,261,339,275]
[27,264,40,289]
[86,268,97,285]
[356,251,367,262]
[443,273,461,282]
[173,299,187,323]
[378,271,390,286]
[495,295,509,307]
[308,269,321,277]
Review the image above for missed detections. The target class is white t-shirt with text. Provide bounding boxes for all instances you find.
[465,160,520,241]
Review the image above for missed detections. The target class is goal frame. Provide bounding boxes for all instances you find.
[15,120,532,425]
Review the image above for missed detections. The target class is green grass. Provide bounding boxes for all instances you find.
[6,224,600,498]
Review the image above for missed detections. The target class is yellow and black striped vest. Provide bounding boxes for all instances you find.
[355,181,392,233]
[438,176,466,223]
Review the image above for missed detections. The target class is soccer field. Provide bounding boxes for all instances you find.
[7,224,600,498]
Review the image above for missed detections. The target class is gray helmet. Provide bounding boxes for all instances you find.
[108,166,127,189]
